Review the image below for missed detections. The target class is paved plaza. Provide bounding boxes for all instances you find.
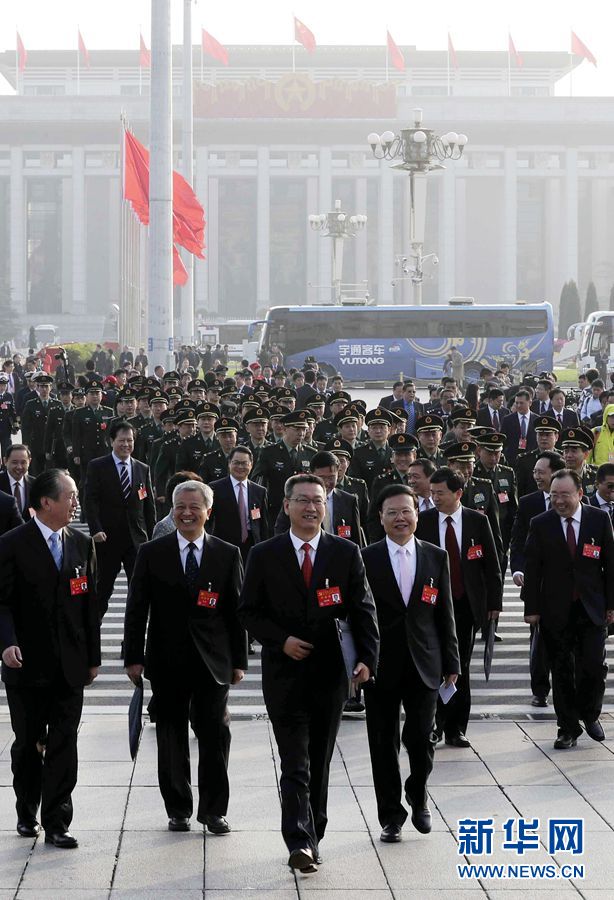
[1,715,613,897]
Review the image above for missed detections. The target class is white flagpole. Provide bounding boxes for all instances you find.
[292,13,296,72]
[200,31,203,82]
[507,32,511,97]
[385,28,389,82]
[76,27,80,95]
[447,37,450,96]
[15,30,18,96]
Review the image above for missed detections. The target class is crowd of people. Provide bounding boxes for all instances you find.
[0,347,612,873]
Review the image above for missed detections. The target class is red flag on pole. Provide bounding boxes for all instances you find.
[202,29,229,66]
[447,32,458,69]
[139,34,151,68]
[123,130,150,224]
[386,31,405,72]
[173,246,189,286]
[16,32,27,72]
[78,29,90,68]
[508,33,523,68]
[571,30,597,67]
[294,16,316,53]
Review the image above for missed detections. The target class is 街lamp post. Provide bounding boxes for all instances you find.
[309,199,367,305]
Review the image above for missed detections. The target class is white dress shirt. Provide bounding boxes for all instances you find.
[419,495,433,513]
[112,452,132,486]
[324,492,334,533]
[438,504,463,552]
[543,491,550,510]
[289,529,321,568]
[230,475,250,531]
[386,535,416,605]
[559,504,582,543]
[8,474,24,511]
[517,411,529,433]
[177,531,205,570]
[34,515,63,555]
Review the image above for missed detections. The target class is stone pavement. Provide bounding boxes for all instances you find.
[1,715,614,898]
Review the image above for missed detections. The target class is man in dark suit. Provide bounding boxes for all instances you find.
[500,389,538,465]
[515,417,562,498]
[239,473,379,874]
[523,468,614,748]
[0,470,100,848]
[84,420,155,618]
[390,382,424,435]
[0,490,24,534]
[378,381,405,411]
[416,467,502,748]
[362,484,459,844]
[0,444,35,522]
[475,388,510,430]
[207,445,270,563]
[547,388,580,428]
[124,480,246,834]
[530,380,554,416]
[590,463,614,520]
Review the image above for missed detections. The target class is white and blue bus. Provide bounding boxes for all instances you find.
[256,301,554,382]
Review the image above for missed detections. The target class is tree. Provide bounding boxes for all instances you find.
[585,281,599,319]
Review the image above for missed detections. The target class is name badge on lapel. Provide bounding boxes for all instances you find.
[70,567,88,596]
[250,505,261,520]
[467,540,483,560]
[197,583,219,608]
[138,484,147,500]
[317,578,343,608]
[336,519,351,539]
[421,579,438,606]
[583,540,601,559]
[518,438,527,450]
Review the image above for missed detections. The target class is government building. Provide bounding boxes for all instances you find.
[0,44,612,344]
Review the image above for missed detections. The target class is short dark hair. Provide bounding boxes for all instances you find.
[596,463,614,483]
[376,483,418,512]
[228,445,253,462]
[85,359,95,371]
[393,381,404,390]
[165,469,203,496]
[488,388,504,399]
[284,473,325,499]
[30,468,69,510]
[304,370,316,385]
[549,387,565,400]
[109,420,137,441]
[310,451,340,472]
[536,451,566,472]
[430,466,466,492]
[409,458,437,477]
[550,468,582,491]
[4,443,31,460]
[515,389,531,402]
[591,379,604,390]
[585,368,599,383]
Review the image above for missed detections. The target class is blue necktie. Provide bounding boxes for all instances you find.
[49,532,63,570]
[406,402,416,434]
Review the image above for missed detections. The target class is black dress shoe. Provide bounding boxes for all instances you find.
[248,642,256,655]
[168,817,191,832]
[343,697,365,713]
[406,798,432,834]
[531,695,548,708]
[445,732,471,748]
[584,719,605,742]
[380,823,402,843]
[288,847,317,871]
[494,632,503,643]
[17,821,40,838]
[315,853,323,865]
[203,815,231,834]
[44,831,78,848]
[553,733,577,750]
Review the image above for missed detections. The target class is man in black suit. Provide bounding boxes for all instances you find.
[274,450,363,546]
[378,381,405,411]
[530,379,554,416]
[590,464,614,520]
[510,451,566,707]
[523,468,614,748]
[390,381,424,435]
[84,420,155,618]
[124,480,246,834]
[547,388,579,428]
[0,470,100,848]
[475,388,510,430]
[239,473,378,874]
[416,467,502,748]
[0,444,35,522]
[207,445,270,562]
[500,389,538,465]
[0,490,24,534]
[362,484,459,844]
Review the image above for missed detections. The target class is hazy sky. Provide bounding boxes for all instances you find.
[3,0,613,96]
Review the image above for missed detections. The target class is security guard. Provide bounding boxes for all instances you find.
[473,431,518,570]
[415,413,446,467]
[153,402,196,509]
[62,387,86,487]
[515,416,562,498]
[0,373,17,456]
[348,407,394,490]
[133,389,169,462]
[365,432,419,543]
[333,406,362,450]
[71,379,114,510]
[148,409,176,473]
[241,406,271,466]
[560,427,599,500]
[324,437,370,526]
[107,387,139,434]
[198,416,238,483]
[21,374,62,476]
[175,401,220,471]
[43,381,74,469]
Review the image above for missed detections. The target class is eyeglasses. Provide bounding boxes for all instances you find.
[289,496,325,506]
[382,508,415,519]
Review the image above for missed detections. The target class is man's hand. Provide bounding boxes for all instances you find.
[513,572,524,587]
[73,456,80,465]
[488,610,500,621]
[2,645,22,668]
[86,666,99,685]
[524,614,540,625]
[283,636,314,660]
[606,610,614,626]
[92,532,107,543]
[443,673,459,687]
[352,662,371,685]
[126,663,144,685]
[45,452,52,461]
[231,668,245,685]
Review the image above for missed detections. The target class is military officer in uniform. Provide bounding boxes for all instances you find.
[366,434,419,543]
[349,407,394,490]
[43,382,74,470]
[441,407,477,448]
[324,438,369,526]
[149,409,176,475]
[560,427,599,500]
[0,373,17,457]
[174,402,219,471]
[62,388,85,488]
[129,388,154,434]
[241,406,271,466]
[133,390,169,462]
[154,404,196,512]
[515,416,562,498]
[21,374,62,476]
[473,431,518,572]
[106,387,138,435]
[415,414,446,467]
[71,380,114,514]
[199,417,239,483]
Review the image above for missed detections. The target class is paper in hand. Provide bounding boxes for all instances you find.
[438,680,457,705]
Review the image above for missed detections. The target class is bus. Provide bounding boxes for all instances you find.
[578,311,614,372]
[258,301,554,382]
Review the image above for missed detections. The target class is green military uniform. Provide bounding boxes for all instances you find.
[251,439,317,521]
[461,476,504,562]
[514,416,562,497]
[365,468,409,543]
[134,419,165,463]
[349,441,393,490]
[71,404,114,471]
[175,432,219,472]
[43,403,72,469]
[154,432,182,502]
[62,401,82,486]
[417,447,446,467]
[243,438,271,468]
[198,448,231,483]
[313,417,338,444]
[337,475,369,525]
[473,459,518,554]
[22,395,63,475]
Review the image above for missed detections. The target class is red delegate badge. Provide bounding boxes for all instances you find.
[138,485,147,500]
[197,589,219,609]
[337,523,351,538]
[317,580,343,607]
[467,544,483,560]
[250,506,261,520]
[583,543,601,559]
[421,584,438,605]
[70,576,88,596]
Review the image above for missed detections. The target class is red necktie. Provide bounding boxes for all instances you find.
[566,517,577,557]
[445,516,464,600]
[493,410,500,430]
[238,481,248,543]
[301,543,313,588]
[13,481,21,513]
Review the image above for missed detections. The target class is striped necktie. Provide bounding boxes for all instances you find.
[119,462,131,501]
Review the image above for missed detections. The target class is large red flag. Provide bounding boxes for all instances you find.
[16,32,27,72]
[139,34,151,68]
[447,32,458,69]
[294,16,316,53]
[78,29,90,68]
[123,130,150,224]
[202,29,229,66]
[571,30,597,67]
[386,31,405,72]
[173,246,189,286]
[508,33,523,68]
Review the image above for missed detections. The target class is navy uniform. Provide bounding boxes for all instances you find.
[175,402,220,472]
[515,417,562,498]
[198,417,239,483]
[43,383,74,469]
[251,408,317,521]
[365,433,419,543]
[0,375,17,456]
[348,408,394,490]
[21,375,63,476]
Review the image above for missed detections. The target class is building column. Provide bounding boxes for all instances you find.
[439,167,456,303]
[378,162,393,304]
[72,147,86,315]
[195,146,209,317]
[306,176,319,302]
[565,148,578,282]
[455,178,467,296]
[207,178,219,314]
[354,177,368,291]
[318,148,332,297]
[591,177,610,302]
[544,177,563,309]
[502,148,517,303]
[9,148,26,316]
[256,147,270,311]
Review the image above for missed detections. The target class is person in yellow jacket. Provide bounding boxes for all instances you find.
[590,402,614,466]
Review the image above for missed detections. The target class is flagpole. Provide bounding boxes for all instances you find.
[15,30,18,96]
[292,13,295,72]
[76,27,80,95]
[447,35,450,96]
[200,31,203,83]
[385,28,389,82]
[139,24,142,96]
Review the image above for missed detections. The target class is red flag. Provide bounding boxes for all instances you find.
[202,29,229,66]
[508,33,523,68]
[78,29,90,68]
[123,130,150,224]
[386,31,405,73]
[571,30,597,67]
[447,32,458,69]
[139,34,151,68]
[294,16,316,54]
[16,32,27,72]
[173,246,189,286]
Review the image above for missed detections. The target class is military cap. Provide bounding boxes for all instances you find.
[468,425,495,440]
[306,393,327,408]
[174,407,197,425]
[0,374,9,384]
[57,381,75,393]
[136,388,154,401]
[215,416,239,433]
[328,390,352,405]
[166,386,184,399]
[243,406,270,425]
[149,389,169,404]
[160,410,176,424]
[163,371,181,382]
[389,433,419,452]
[224,377,237,389]
[534,415,561,433]
[207,379,224,391]
[33,373,54,385]
[350,399,367,415]
[187,379,207,392]
[268,403,287,420]
[196,401,220,419]
[175,398,198,412]
[144,377,160,388]
[275,387,298,401]
[273,368,288,378]
[415,413,444,432]
[86,379,104,392]
[391,407,409,423]
[442,441,478,461]
[365,407,394,426]
[72,387,85,398]
[333,406,359,427]
[282,409,310,427]
[560,427,593,450]
[448,406,477,425]
[475,431,507,451]
[117,387,138,400]
[324,437,354,459]
[24,372,35,381]
[241,399,261,413]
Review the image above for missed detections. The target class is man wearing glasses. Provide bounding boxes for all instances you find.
[239,473,378,875]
